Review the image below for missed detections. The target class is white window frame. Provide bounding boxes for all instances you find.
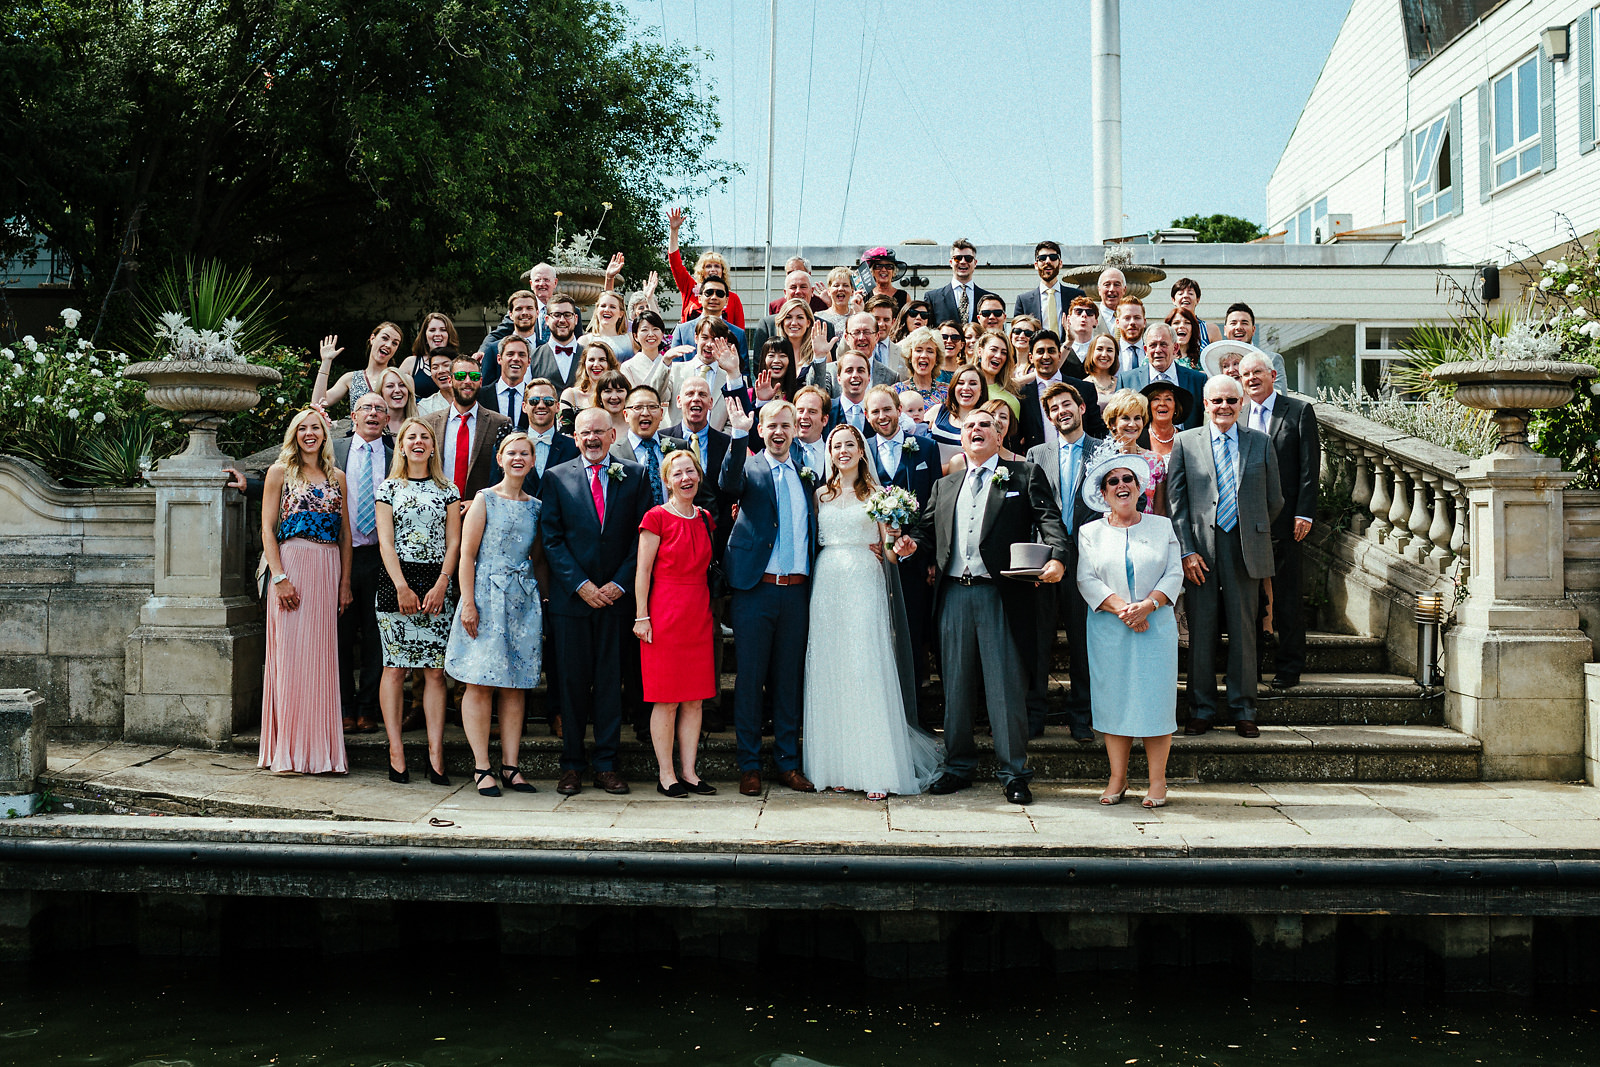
[1355,322,1418,398]
[1410,113,1454,227]
[1491,53,1542,190]
[1282,196,1331,244]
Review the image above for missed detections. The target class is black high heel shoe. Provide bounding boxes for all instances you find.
[473,767,501,797]
[388,762,410,784]
[427,756,451,786]
[500,765,537,793]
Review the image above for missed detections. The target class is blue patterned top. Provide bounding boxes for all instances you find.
[277,477,343,544]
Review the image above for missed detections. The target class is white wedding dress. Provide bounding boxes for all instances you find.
[802,494,941,796]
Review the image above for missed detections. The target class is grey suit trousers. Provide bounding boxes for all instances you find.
[1185,526,1261,721]
[940,581,1030,783]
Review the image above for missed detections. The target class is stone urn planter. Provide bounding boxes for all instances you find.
[1432,359,1598,455]
[526,266,607,308]
[123,359,282,464]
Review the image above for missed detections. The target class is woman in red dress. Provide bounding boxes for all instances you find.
[633,449,718,797]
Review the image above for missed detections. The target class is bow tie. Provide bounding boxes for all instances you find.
[557,346,572,356]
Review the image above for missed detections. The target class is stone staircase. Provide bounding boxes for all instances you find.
[238,631,1482,783]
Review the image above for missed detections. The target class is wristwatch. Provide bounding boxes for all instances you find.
[272,572,290,585]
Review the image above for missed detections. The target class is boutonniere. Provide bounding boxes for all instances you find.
[606,463,626,482]
[798,467,817,485]
[659,438,683,456]
[990,466,1011,488]
[900,436,920,454]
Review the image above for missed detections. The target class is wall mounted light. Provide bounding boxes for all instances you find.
[1542,23,1570,61]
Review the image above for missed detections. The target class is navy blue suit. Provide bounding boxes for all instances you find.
[719,439,818,773]
[869,426,939,687]
[539,453,652,773]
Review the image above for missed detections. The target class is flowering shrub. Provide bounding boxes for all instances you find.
[0,310,182,487]
[1521,247,1600,486]
[1318,388,1497,459]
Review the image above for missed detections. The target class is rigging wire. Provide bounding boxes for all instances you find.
[691,0,715,249]
[836,0,885,243]
[793,0,820,253]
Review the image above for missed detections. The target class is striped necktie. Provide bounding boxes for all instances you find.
[1213,432,1238,533]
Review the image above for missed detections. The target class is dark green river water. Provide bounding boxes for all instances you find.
[1,959,1596,1066]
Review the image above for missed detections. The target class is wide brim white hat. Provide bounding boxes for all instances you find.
[1082,448,1154,514]
[1201,339,1264,378]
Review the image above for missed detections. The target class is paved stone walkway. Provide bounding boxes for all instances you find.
[16,741,1599,855]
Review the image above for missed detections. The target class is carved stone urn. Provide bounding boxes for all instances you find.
[1431,359,1597,455]
[123,359,282,463]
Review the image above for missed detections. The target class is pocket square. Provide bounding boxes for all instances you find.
[1005,491,1021,498]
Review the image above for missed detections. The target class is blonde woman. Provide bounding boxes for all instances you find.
[895,326,948,408]
[580,290,633,360]
[259,409,353,775]
[819,265,857,334]
[376,366,419,437]
[1103,388,1168,516]
[971,330,1022,419]
[446,432,547,798]
[314,321,404,410]
[374,417,461,785]
[1007,315,1043,385]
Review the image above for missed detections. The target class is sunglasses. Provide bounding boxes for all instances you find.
[1208,397,1241,406]
[1104,474,1138,488]
[526,396,558,408]
[951,254,976,263]
[1011,328,1035,339]
[941,333,964,342]
[453,371,482,381]
[701,289,728,298]
[1036,253,1061,262]
[978,308,1005,317]
[906,309,928,317]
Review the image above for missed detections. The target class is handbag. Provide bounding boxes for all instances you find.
[699,509,729,598]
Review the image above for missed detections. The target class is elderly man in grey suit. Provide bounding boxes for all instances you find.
[1166,374,1283,737]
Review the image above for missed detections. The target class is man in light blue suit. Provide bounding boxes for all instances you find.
[1115,323,1206,430]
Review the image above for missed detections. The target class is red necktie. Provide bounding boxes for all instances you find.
[589,463,606,525]
[453,413,470,496]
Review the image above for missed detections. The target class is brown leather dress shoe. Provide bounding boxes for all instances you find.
[739,771,762,797]
[1235,720,1261,738]
[776,769,816,793]
[556,770,582,795]
[594,770,630,794]
[1183,718,1212,736]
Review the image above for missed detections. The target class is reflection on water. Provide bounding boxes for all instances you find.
[0,957,1596,1066]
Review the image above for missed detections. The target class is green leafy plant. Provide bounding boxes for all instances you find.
[134,259,279,360]
[1388,311,1514,398]
[217,344,316,458]
[1317,387,1498,458]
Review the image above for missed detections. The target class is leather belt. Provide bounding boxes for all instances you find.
[951,574,993,586]
[761,573,808,586]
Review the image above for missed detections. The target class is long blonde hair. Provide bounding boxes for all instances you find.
[275,408,334,487]
[377,366,419,422]
[385,416,452,490]
[820,423,878,504]
[776,296,815,366]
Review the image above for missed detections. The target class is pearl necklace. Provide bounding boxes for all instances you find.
[1150,428,1175,445]
[665,500,696,520]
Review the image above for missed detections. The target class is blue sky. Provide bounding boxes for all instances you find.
[619,0,1353,249]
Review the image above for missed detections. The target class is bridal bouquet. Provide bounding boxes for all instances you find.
[865,485,920,548]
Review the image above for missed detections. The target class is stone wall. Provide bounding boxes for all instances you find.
[1564,490,1600,658]
[0,458,155,739]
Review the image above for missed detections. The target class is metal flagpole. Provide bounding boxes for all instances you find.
[762,0,777,308]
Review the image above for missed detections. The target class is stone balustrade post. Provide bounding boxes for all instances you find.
[1425,475,1453,571]
[1446,448,1592,779]
[1350,449,1373,535]
[1366,453,1391,541]
[121,431,264,748]
[0,689,44,816]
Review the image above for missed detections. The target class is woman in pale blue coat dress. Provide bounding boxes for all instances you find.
[1077,449,1185,809]
[445,433,546,798]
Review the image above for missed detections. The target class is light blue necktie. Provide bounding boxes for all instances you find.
[794,441,810,474]
[1213,431,1238,533]
[774,462,798,574]
[353,441,376,536]
[1058,440,1079,535]
[534,434,549,476]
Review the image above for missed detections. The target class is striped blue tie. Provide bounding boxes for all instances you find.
[1213,432,1238,533]
[353,441,376,536]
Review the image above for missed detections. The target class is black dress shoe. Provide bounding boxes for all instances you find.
[1235,720,1261,738]
[683,779,717,795]
[1004,780,1033,805]
[1183,718,1212,736]
[1269,675,1300,690]
[1071,730,1095,744]
[928,774,972,796]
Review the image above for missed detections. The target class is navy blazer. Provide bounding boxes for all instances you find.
[718,441,819,591]
[538,454,653,617]
[1115,363,1208,431]
[925,281,998,324]
[1012,281,1086,323]
[490,424,578,498]
[1016,377,1109,450]
[868,426,939,506]
[478,378,531,431]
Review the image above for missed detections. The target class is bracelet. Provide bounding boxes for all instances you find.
[635,616,650,622]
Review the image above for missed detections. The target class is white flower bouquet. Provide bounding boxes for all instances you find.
[865,485,919,549]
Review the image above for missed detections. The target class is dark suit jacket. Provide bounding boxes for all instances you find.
[925,281,997,324]
[478,377,532,432]
[422,404,512,500]
[332,433,395,478]
[1016,377,1110,450]
[519,340,584,393]
[718,442,819,590]
[868,426,939,506]
[909,458,1070,667]
[538,454,652,617]
[663,422,733,555]
[1115,363,1208,431]
[1262,393,1320,538]
[1012,281,1086,324]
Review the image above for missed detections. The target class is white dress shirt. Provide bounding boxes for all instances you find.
[551,342,577,382]
[496,379,527,426]
[948,455,997,578]
[1035,372,1063,446]
[1147,364,1180,388]
[1249,394,1275,435]
[1118,341,1144,374]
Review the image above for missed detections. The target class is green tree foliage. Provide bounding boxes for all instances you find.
[0,0,726,326]
[1169,214,1265,244]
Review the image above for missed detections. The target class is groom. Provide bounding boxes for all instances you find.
[908,407,1070,805]
[720,399,819,798]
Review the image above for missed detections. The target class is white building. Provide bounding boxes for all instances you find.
[1270,0,1600,268]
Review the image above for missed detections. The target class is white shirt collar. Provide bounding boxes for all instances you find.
[763,450,795,472]
[1209,422,1239,446]
[970,453,999,476]
[628,431,657,451]
[1252,393,1276,415]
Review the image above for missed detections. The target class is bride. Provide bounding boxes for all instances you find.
[802,424,941,800]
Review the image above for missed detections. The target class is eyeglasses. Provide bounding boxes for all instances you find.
[1035,253,1061,262]
[847,328,877,338]
[1208,397,1241,406]
[626,403,662,413]
[452,371,482,381]
[1104,474,1138,487]
[977,308,1005,318]
[951,254,976,263]
[547,311,577,319]
[526,396,558,408]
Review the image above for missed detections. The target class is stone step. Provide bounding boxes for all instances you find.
[234,723,1481,785]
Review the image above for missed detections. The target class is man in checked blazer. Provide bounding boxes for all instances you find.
[1166,374,1283,737]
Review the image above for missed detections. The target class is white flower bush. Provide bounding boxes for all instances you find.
[1485,320,1565,362]
[152,311,248,363]
[1320,388,1497,458]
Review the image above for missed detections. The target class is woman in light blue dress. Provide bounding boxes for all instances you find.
[445,432,546,798]
[1077,448,1185,809]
